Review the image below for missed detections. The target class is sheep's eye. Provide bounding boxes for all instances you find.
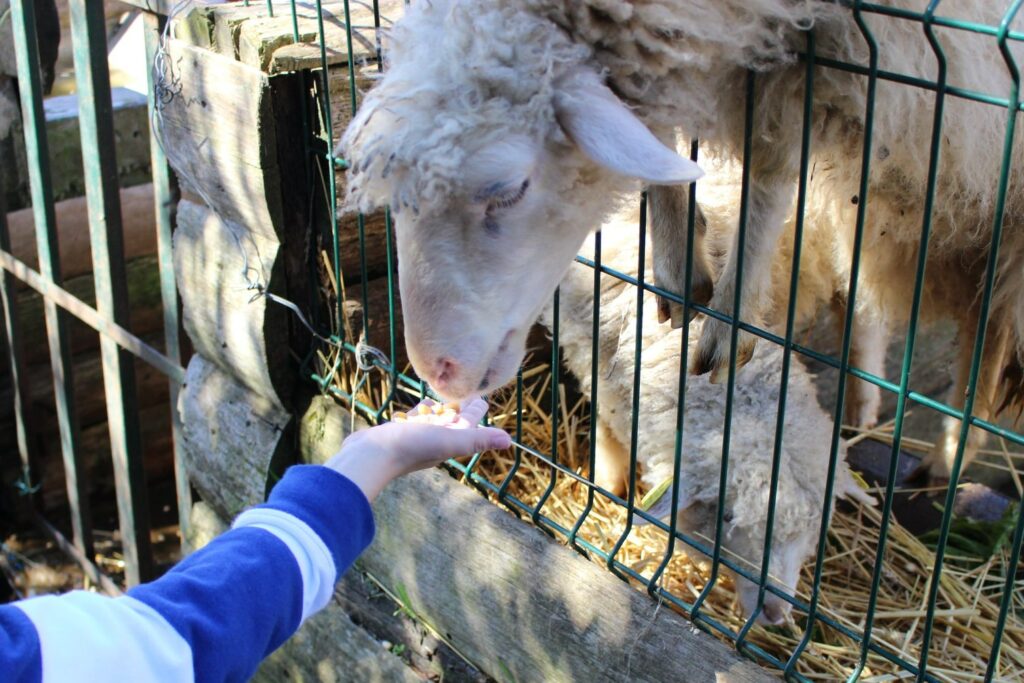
[486,179,530,210]
[723,511,734,524]
[483,179,529,234]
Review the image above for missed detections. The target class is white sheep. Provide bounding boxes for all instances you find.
[542,207,874,624]
[340,0,1024,481]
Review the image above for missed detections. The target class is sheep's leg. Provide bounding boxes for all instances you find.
[918,320,1010,485]
[593,419,630,498]
[843,305,889,430]
[649,185,714,327]
[692,179,795,383]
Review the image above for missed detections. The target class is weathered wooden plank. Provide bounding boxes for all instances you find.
[173,199,291,408]
[255,597,426,683]
[5,183,160,286]
[158,39,282,239]
[4,89,152,213]
[336,571,490,683]
[177,354,291,520]
[3,254,165,368]
[195,1,405,73]
[363,470,777,683]
[188,394,773,681]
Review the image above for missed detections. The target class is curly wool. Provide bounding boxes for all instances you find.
[341,0,589,214]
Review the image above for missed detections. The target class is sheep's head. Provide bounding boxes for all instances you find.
[645,492,815,626]
[644,449,874,625]
[337,2,701,399]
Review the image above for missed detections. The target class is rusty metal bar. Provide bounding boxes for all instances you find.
[69,0,153,585]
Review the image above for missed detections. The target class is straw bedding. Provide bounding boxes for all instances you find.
[328,339,1023,681]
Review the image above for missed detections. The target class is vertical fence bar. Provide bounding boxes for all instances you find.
[0,168,34,501]
[607,194,648,574]
[985,495,1024,680]
[143,10,191,551]
[916,3,1023,679]
[9,0,94,561]
[648,139,700,595]
[567,229,602,551]
[68,0,153,585]
[738,29,817,649]
[691,72,756,621]
[533,288,560,529]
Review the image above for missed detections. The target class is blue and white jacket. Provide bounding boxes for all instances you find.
[0,465,375,683]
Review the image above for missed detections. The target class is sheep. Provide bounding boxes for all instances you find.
[695,149,1021,484]
[340,0,1024,482]
[540,206,874,624]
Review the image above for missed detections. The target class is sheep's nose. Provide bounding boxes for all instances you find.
[428,357,459,392]
[761,601,788,626]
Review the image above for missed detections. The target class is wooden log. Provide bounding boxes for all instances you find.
[361,469,775,683]
[0,330,172,435]
[0,327,176,511]
[2,254,166,367]
[4,183,160,286]
[158,39,282,239]
[4,89,152,212]
[186,395,773,682]
[183,1,405,73]
[173,199,290,408]
[254,595,426,683]
[336,571,490,683]
[177,354,291,519]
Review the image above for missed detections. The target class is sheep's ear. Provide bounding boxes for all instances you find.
[555,75,703,185]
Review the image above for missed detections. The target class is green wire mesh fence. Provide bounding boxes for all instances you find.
[300,2,1024,680]
[1,1,1022,681]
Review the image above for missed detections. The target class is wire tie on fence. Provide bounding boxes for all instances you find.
[13,469,40,497]
[355,337,391,372]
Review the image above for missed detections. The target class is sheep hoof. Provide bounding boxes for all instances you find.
[655,278,713,329]
[692,321,756,382]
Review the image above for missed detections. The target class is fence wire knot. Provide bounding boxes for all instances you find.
[13,468,40,497]
[355,337,391,372]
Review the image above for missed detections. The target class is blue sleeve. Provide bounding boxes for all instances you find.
[5,465,375,683]
[0,603,42,683]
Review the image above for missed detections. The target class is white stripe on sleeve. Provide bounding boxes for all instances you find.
[15,592,193,683]
[232,508,337,621]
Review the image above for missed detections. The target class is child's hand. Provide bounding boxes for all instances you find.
[324,398,512,501]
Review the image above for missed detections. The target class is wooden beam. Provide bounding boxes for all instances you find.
[4,89,152,213]
[191,1,405,73]
[159,39,282,238]
[173,199,291,408]
[361,469,777,683]
[4,183,160,287]
[188,396,774,681]
[177,355,291,519]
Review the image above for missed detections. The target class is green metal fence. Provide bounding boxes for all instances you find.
[1,0,187,590]
[299,2,1024,681]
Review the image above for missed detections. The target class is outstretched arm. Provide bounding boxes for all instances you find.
[1,398,510,683]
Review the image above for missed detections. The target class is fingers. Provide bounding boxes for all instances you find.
[454,397,488,428]
[437,425,511,460]
[396,397,490,428]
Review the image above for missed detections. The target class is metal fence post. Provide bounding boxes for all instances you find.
[8,0,94,562]
[68,0,153,585]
